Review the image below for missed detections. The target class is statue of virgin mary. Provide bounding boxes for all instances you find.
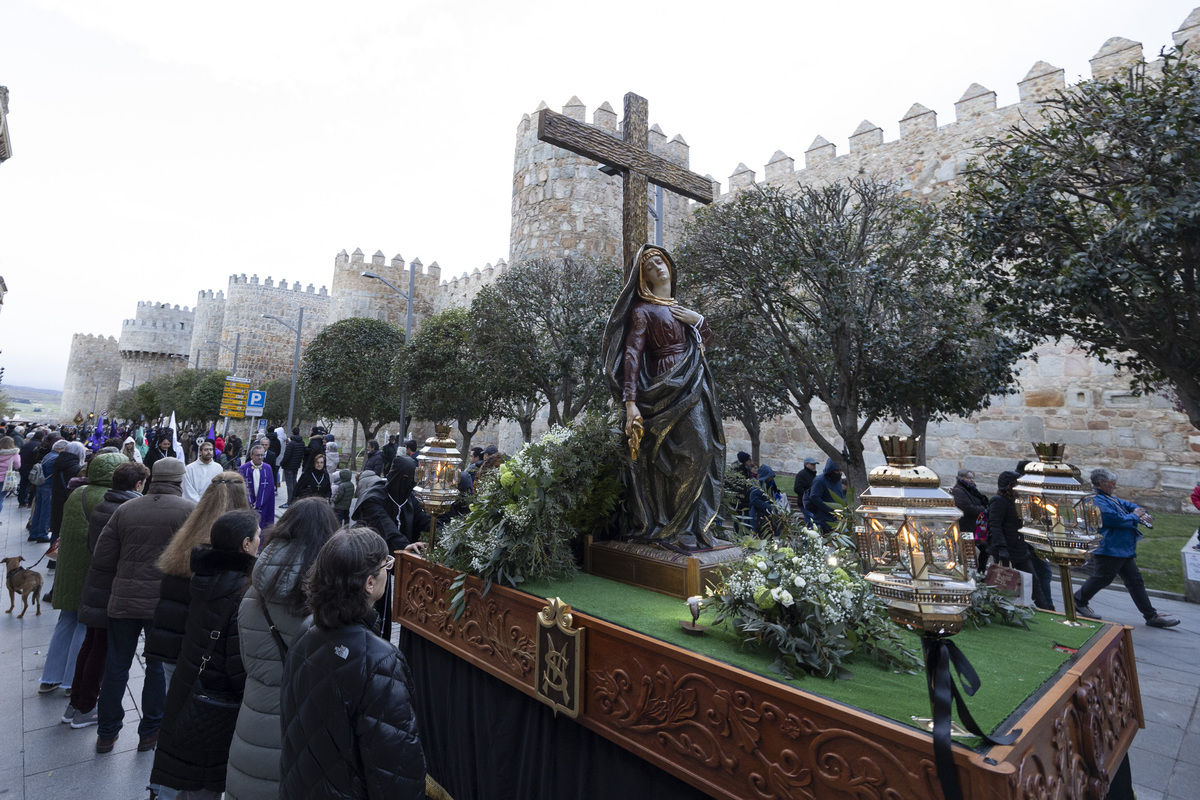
[601,244,725,550]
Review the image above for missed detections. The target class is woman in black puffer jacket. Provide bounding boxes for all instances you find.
[49,441,85,542]
[279,528,425,800]
[149,510,259,797]
[987,471,1052,611]
[146,472,249,685]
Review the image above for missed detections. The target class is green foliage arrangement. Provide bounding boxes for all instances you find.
[434,413,625,609]
[964,584,1035,630]
[708,526,920,680]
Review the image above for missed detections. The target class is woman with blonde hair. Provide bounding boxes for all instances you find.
[147,471,250,686]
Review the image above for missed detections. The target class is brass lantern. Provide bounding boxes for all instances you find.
[1014,442,1102,624]
[855,435,975,637]
[413,424,463,543]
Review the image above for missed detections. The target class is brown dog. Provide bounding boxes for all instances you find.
[3,556,43,618]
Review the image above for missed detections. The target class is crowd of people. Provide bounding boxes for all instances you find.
[2,420,439,800]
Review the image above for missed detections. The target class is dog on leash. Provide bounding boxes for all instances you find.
[3,556,43,618]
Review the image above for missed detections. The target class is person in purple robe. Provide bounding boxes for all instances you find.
[238,443,276,529]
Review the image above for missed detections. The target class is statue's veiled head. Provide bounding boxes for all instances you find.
[634,244,678,303]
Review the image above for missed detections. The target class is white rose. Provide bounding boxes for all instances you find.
[780,590,794,607]
[793,575,805,588]
[770,586,783,601]
[791,556,801,566]
[757,560,769,572]
[819,573,831,584]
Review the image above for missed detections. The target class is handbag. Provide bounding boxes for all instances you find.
[984,563,1034,607]
[172,588,242,753]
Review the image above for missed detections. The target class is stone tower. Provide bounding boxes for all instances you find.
[191,288,226,371]
[59,334,121,420]
[118,301,194,387]
[508,96,695,266]
[330,248,410,326]
[211,274,331,383]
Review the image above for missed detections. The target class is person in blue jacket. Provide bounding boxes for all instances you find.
[804,458,845,533]
[1074,468,1179,627]
[748,465,786,535]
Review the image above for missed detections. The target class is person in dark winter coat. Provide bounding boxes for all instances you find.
[29,440,64,542]
[38,452,127,702]
[748,464,787,535]
[951,470,990,575]
[303,428,325,472]
[381,436,399,477]
[89,457,195,753]
[987,471,1053,610]
[794,456,818,524]
[49,441,86,542]
[293,452,332,501]
[150,510,259,797]
[279,529,426,800]
[226,499,339,800]
[331,469,354,525]
[68,461,150,728]
[361,439,384,476]
[147,472,250,685]
[280,428,305,505]
[143,434,174,472]
[17,429,43,507]
[804,458,846,532]
[350,456,429,639]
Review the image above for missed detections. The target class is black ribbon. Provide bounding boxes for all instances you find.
[923,635,1021,800]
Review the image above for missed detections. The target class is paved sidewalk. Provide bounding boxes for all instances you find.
[3,490,1198,799]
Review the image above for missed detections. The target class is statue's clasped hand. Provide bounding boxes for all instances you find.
[670,305,703,327]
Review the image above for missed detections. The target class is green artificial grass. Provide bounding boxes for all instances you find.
[521,573,1101,739]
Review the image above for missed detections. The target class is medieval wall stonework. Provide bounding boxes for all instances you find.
[191,289,226,370]
[118,300,194,387]
[214,274,331,383]
[714,8,1200,511]
[60,334,121,421]
[509,96,693,267]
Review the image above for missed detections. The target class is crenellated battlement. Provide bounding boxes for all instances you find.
[196,289,226,302]
[716,9,1200,200]
[510,96,694,264]
[226,273,329,295]
[135,300,191,313]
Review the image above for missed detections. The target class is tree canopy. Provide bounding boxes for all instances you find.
[681,179,1026,486]
[301,317,405,441]
[396,306,496,455]
[469,257,620,429]
[959,50,1200,428]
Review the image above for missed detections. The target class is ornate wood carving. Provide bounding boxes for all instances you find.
[396,554,1143,800]
[398,560,536,686]
[1008,636,1140,800]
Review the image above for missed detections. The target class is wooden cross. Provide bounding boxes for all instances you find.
[537,92,714,277]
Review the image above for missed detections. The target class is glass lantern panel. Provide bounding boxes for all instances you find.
[865,517,908,573]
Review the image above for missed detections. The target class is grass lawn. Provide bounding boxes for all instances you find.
[1134,512,1196,595]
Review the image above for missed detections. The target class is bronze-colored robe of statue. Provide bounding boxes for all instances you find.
[602,245,726,550]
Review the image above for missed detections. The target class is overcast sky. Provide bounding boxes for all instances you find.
[1,0,1194,390]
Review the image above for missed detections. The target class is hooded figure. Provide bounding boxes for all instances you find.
[804,458,846,532]
[601,244,725,550]
[350,455,430,639]
[122,436,143,463]
[748,464,787,535]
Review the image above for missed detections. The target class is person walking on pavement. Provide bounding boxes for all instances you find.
[88,457,196,754]
[1074,468,1180,628]
[279,427,305,508]
[182,441,224,503]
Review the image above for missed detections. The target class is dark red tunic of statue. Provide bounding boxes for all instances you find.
[621,302,714,403]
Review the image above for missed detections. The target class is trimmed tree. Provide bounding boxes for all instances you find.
[959,50,1200,428]
[300,317,406,444]
[397,306,496,456]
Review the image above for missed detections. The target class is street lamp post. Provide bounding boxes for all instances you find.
[263,309,304,435]
[207,333,241,437]
[362,266,415,436]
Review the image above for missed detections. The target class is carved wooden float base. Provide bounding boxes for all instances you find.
[396,554,1143,800]
[584,535,744,598]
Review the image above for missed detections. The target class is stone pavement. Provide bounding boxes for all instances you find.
[2,491,1199,799]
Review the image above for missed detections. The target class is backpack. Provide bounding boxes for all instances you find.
[29,462,47,486]
[973,510,989,543]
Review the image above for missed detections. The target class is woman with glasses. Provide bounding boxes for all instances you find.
[279,529,426,800]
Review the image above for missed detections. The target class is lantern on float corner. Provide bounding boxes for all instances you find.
[1013,442,1102,625]
[413,424,462,544]
[855,435,975,637]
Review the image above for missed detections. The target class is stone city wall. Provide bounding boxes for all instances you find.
[59,334,121,422]
[191,289,226,371]
[714,9,1200,511]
